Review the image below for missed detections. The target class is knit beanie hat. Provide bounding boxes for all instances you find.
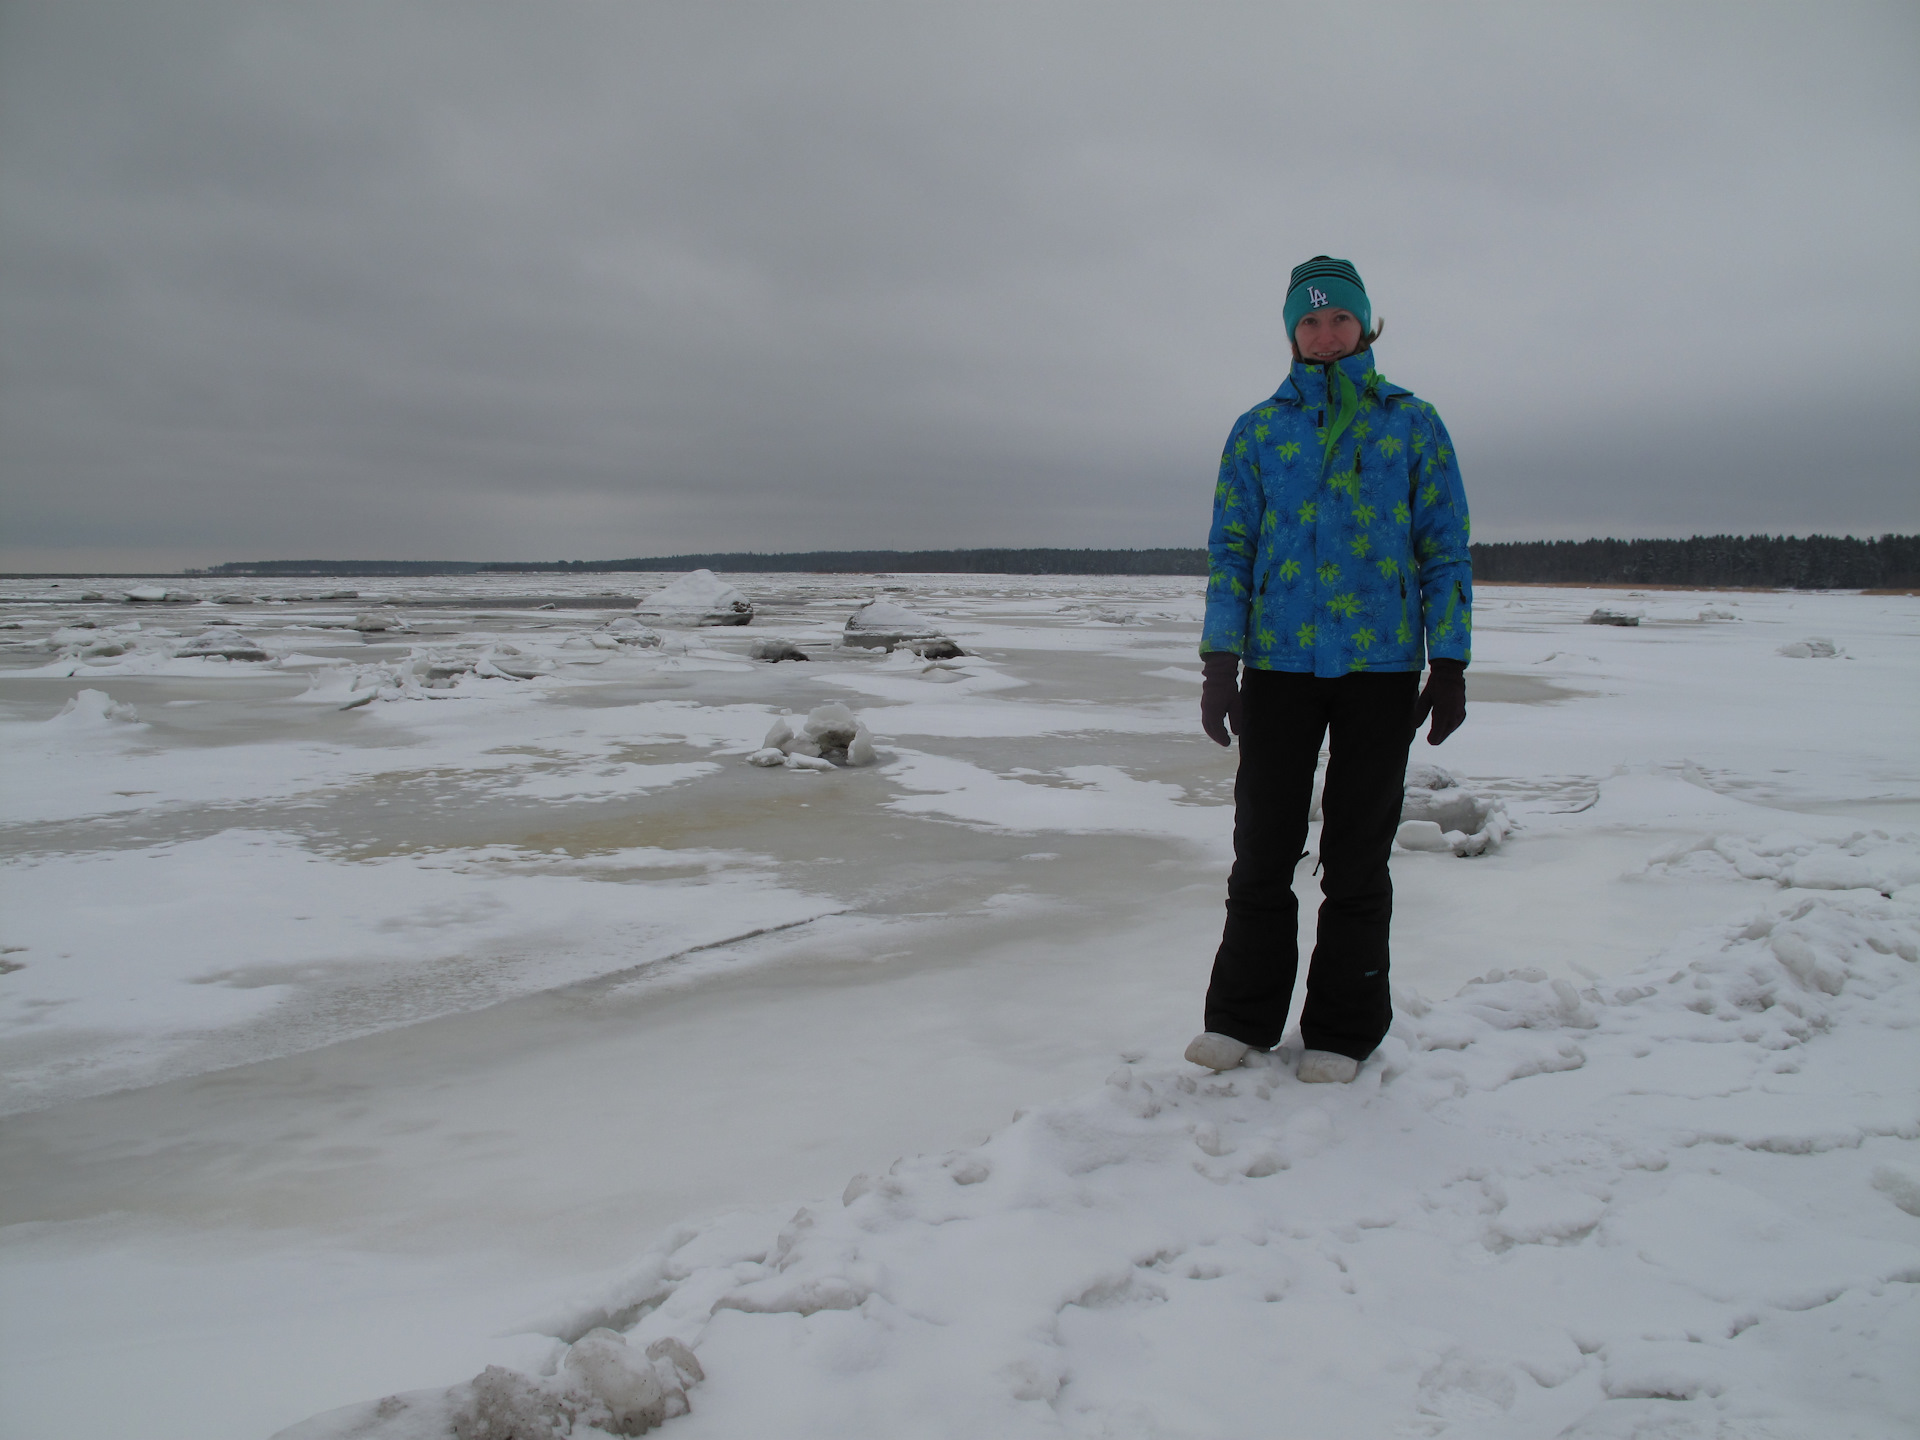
[1283,256,1370,337]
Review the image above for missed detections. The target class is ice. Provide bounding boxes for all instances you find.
[636,570,753,626]
[1398,763,1512,856]
[1778,637,1841,658]
[1585,608,1641,626]
[600,617,663,647]
[274,1326,706,1440]
[752,702,878,768]
[1,578,1917,1440]
[841,598,963,656]
[176,628,271,661]
[46,687,142,727]
[747,637,809,662]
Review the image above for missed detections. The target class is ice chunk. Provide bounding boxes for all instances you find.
[1584,608,1640,626]
[1777,637,1840,658]
[476,645,553,680]
[600,616,663,648]
[1400,768,1510,856]
[48,689,142,727]
[637,569,753,626]
[350,609,408,633]
[123,585,173,603]
[563,1329,668,1433]
[176,629,270,662]
[749,637,810,662]
[1396,820,1454,852]
[750,703,880,769]
[842,599,962,655]
[803,702,860,748]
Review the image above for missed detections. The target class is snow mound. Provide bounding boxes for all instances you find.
[175,628,271,662]
[286,838,1920,1438]
[750,703,877,769]
[1648,829,1920,898]
[1777,637,1841,659]
[602,617,663,648]
[1398,764,1511,856]
[842,599,963,657]
[562,618,665,654]
[309,645,558,708]
[275,1330,704,1439]
[637,570,753,626]
[47,689,142,728]
[46,622,147,662]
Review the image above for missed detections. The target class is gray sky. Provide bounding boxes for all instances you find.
[2,2,1915,571]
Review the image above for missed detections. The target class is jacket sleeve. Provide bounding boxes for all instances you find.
[1200,415,1265,656]
[1409,404,1472,664]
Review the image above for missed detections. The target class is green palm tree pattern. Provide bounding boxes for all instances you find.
[1203,347,1471,675]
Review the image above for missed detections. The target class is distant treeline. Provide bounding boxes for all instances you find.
[200,535,1918,588]
[1470,534,1920,589]
[202,549,1212,578]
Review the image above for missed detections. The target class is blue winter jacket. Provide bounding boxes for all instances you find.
[1200,348,1472,675]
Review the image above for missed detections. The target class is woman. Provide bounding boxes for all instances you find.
[1186,255,1471,1083]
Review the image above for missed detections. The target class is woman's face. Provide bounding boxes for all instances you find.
[1294,307,1363,363]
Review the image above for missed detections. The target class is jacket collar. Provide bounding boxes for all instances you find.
[1267,348,1409,408]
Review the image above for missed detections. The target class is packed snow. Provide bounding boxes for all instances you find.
[0,575,1914,1440]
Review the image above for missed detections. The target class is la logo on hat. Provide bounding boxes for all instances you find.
[1308,286,1328,308]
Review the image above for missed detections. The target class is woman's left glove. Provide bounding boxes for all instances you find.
[1412,658,1466,745]
[1200,651,1243,747]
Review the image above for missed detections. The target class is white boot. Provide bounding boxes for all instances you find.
[1297,1049,1359,1084]
[1184,1032,1252,1071]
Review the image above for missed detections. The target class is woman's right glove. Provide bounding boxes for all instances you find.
[1200,651,1243,747]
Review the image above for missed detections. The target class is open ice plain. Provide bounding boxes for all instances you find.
[0,574,1915,1439]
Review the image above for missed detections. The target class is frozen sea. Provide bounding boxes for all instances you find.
[0,574,1915,1439]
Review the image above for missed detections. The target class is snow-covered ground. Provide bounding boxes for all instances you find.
[0,575,1914,1439]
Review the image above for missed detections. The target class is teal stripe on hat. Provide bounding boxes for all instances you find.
[1285,255,1370,336]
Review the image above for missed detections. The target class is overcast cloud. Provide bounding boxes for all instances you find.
[1,2,1914,571]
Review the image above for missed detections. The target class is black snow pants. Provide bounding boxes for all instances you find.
[1203,667,1418,1061]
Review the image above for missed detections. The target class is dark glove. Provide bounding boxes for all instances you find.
[1412,658,1466,746]
[1200,651,1243,747]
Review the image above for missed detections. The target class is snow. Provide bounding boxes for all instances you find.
[0,577,1915,1440]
